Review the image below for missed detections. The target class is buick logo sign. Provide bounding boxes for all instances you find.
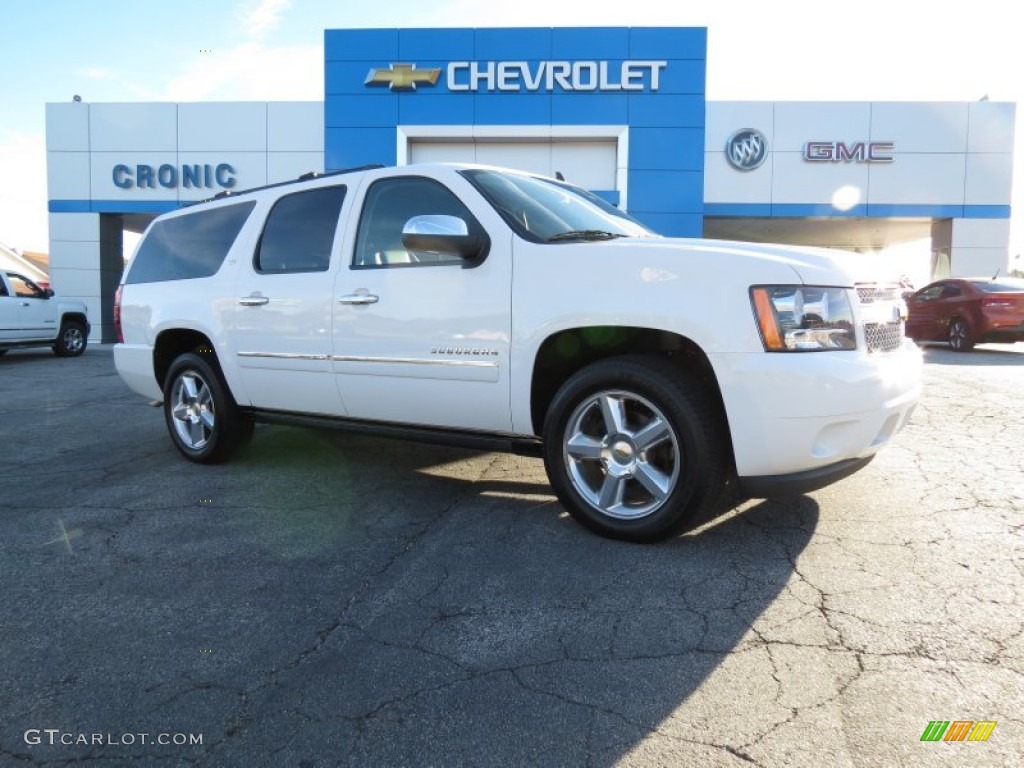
[725,129,767,171]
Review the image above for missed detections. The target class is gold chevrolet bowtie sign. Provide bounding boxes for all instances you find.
[365,63,442,90]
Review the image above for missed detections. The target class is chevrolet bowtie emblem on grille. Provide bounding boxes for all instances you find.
[365,63,442,90]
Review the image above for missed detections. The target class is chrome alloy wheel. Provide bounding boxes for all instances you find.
[62,325,85,353]
[562,390,681,520]
[170,371,216,450]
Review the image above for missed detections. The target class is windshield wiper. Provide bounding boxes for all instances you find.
[546,230,625,242]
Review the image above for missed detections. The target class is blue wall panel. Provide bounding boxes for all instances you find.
[399,28,475,59]
[628,170,704,213]
[325,29,398,60]
[325,128,396,169]
[635,213,705,237]
[474,94,552,124]
[630,128,704,171]
[551,94,628,125]
[552,27,630,59]
[324,96,398,128]
[474,28,552,59]
[629,28,706,59]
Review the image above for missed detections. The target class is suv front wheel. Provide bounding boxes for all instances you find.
[542,356,726,542]
[163,352,251,463]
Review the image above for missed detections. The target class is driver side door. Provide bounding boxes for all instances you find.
[331,173,513,433]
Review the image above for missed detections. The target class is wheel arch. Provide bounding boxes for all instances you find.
[153,328,222,389]
[58,311,89,331]
[529,326,732,458]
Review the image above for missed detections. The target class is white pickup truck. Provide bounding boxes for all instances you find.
[0,270,90,357]
[114,163,922,541]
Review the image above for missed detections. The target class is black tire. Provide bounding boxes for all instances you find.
[163,352,251,463]
[948,318,974,352]
[54,319,87,357]
[542,355,727,543]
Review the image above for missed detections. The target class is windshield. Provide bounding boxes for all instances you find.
[461,169,657,242]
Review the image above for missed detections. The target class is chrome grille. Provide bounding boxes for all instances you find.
[856,284,900,304]
[865,321,903,352]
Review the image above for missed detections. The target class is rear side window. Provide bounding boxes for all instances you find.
[126,201,256,284]
[255,186,346,273]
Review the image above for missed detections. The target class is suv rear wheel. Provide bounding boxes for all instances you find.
[542,356,726,542]
[163,352,251,463]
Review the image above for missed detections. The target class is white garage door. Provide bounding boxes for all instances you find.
[409,140,617,192]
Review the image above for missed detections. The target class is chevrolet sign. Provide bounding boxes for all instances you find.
[365,60,667,92]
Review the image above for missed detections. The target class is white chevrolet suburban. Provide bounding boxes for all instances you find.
[114,163,921,541]
[0,270,90,357]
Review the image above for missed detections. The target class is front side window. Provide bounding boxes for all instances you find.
[127,201,256,284]
[353,177,484,268]
[7,273,46,298]
[255,185,346,273]
[461,168,656,243]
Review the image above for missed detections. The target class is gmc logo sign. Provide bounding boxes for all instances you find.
[803,141,895,163]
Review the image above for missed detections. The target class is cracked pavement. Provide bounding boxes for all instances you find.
[1,343,1021,766]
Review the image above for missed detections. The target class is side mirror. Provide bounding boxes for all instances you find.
[402,215,489,263]
[44,288,55,298]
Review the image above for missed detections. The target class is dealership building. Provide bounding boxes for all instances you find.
[44,27,1016,341]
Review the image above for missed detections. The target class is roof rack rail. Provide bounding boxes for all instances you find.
[180,164,386,207]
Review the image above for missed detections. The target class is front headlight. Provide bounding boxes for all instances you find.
[750,285,856,352]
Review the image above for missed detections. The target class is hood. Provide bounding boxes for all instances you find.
[607,237,869,287]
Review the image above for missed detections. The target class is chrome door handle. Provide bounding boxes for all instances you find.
[238,295,270,306]
[338,294,379,305]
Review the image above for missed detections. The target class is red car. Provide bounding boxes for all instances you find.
[905,277,1024,351]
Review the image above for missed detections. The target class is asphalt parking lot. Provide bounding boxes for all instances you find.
[1,343,1021,767]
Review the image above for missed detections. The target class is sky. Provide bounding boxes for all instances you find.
[0,0,1020,267]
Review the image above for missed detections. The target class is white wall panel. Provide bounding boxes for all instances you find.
[704,102,774,151]
[47,240,104,271]
[178,103,268,152]
[703,151,773,202]
[869,102,968,153]
[967,102,1016,153]
[867,153,967,205]
[269,103,324,151]
[964,154,1014,205]
[89,103,177,152]
[48,266,101,297]
[45,104,90,151]
[48,212,99,242]
[772,151,870,205]
[89,152,178,201]
[47,152,91,199]
[267,152,324,184]
[951,218,1011,248]
[773,102,871,152]
[950,247,1006,277]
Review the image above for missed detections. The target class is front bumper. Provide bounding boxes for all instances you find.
[711,339,922,479]
[738,456,873,498]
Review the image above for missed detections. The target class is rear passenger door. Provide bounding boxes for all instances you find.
[330,173,513,433]
[232,185,349,415]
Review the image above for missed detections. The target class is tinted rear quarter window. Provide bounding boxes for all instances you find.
[255,186,346,273]
[126,201,256,284]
